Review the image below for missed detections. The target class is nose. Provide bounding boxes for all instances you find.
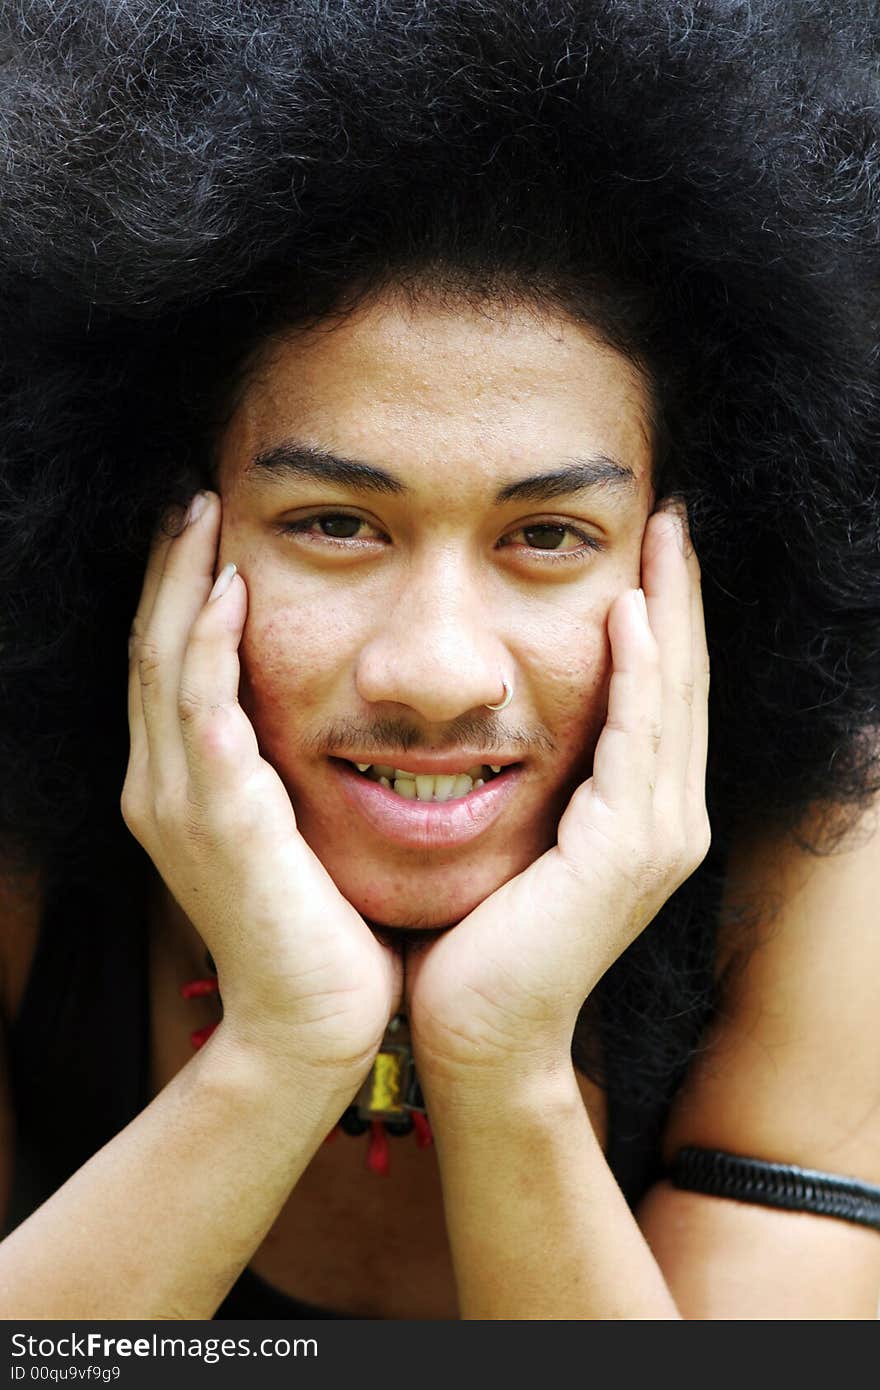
[354,548,512,721]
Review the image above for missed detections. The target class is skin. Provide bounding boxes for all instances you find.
[125,282,708,1082]
[8,291,879,1322]
[214,290,659,931]
[115,285,709,1317]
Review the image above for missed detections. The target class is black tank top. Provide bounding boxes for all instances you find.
[6,878,663,1318]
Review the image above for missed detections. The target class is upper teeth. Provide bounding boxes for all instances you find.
[354,762,502,776]
[351,761,504,802]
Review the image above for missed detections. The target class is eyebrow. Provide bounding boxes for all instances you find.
[247,440,638,505]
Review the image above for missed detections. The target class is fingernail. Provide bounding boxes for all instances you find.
[633,587,648,622]
[187,491,209,525]
[209,562,237,601]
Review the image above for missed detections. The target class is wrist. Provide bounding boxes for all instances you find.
[203,1018,375,1133]
[418,1049,584,1130]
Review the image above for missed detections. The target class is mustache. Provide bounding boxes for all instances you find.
[306,715,556,759]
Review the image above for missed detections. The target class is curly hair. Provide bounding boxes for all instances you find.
[1,1,878,1136]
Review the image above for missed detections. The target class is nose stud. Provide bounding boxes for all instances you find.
[485,678,514,712]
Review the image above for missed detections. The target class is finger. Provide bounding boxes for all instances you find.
[176,564,266,804]
[126,638,149,779]
[641,501,695,808]
[138,491,221,775]
[130,500,191,649]
[590,585,662,816]
[685,537,711,818]
[127,497,194,769]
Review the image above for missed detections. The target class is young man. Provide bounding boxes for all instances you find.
[1,1,878,1318]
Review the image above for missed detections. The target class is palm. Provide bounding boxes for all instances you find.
[404,830,606,1071]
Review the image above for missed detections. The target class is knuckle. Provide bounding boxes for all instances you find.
[120,778,150,838]
[180,808,221,851]
[603,714,629,736]
[660,817,711,879]
[675,675,696,708]
[137,638,162,689]
[649,814,691,877]
[177,684,202,726]
[635,849,670,891]
[692,816,713,865]
[179,696,241,761]
[181,791,244,851]
[155,794,214,856]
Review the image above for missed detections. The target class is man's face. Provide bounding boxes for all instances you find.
[216,290,655,928]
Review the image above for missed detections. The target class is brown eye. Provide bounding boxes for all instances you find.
[316,514,362,538]
[499,521,602,559]
[280,512,376,542]
[522,524,569,550]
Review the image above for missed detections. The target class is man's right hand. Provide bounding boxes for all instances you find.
[122,490,402,1088]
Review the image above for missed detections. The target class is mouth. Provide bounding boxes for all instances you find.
[328,757,524,849]
[338,759,511,801]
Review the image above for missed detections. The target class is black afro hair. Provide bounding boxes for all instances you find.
[1,2,878,1170]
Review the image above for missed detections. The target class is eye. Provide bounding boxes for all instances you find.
[277,512,603,563]
[498,521,603,561]
[278,512,384,545]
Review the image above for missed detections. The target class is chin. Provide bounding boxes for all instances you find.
[329,858,514,930]
[341,883,481,931]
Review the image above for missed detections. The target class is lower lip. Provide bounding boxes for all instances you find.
[329,759,523,850]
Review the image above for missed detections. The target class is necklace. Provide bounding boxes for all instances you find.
[181,956,432,1174]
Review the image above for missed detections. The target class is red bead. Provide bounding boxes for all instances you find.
[412,1112,433,1148]
[366,1120,390,1175]
[190,1021,219,1049]
[180,978,219,999]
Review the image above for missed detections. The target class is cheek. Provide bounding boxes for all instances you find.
[239,611,315,750]
[238,593,359,748]
[522,603,611,709]
[519,604,612,771]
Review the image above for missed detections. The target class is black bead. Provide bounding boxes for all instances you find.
[384,1114,414,1137]
[339,1107,369,1136]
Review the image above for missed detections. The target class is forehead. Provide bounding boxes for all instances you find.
[218,291,655,493]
